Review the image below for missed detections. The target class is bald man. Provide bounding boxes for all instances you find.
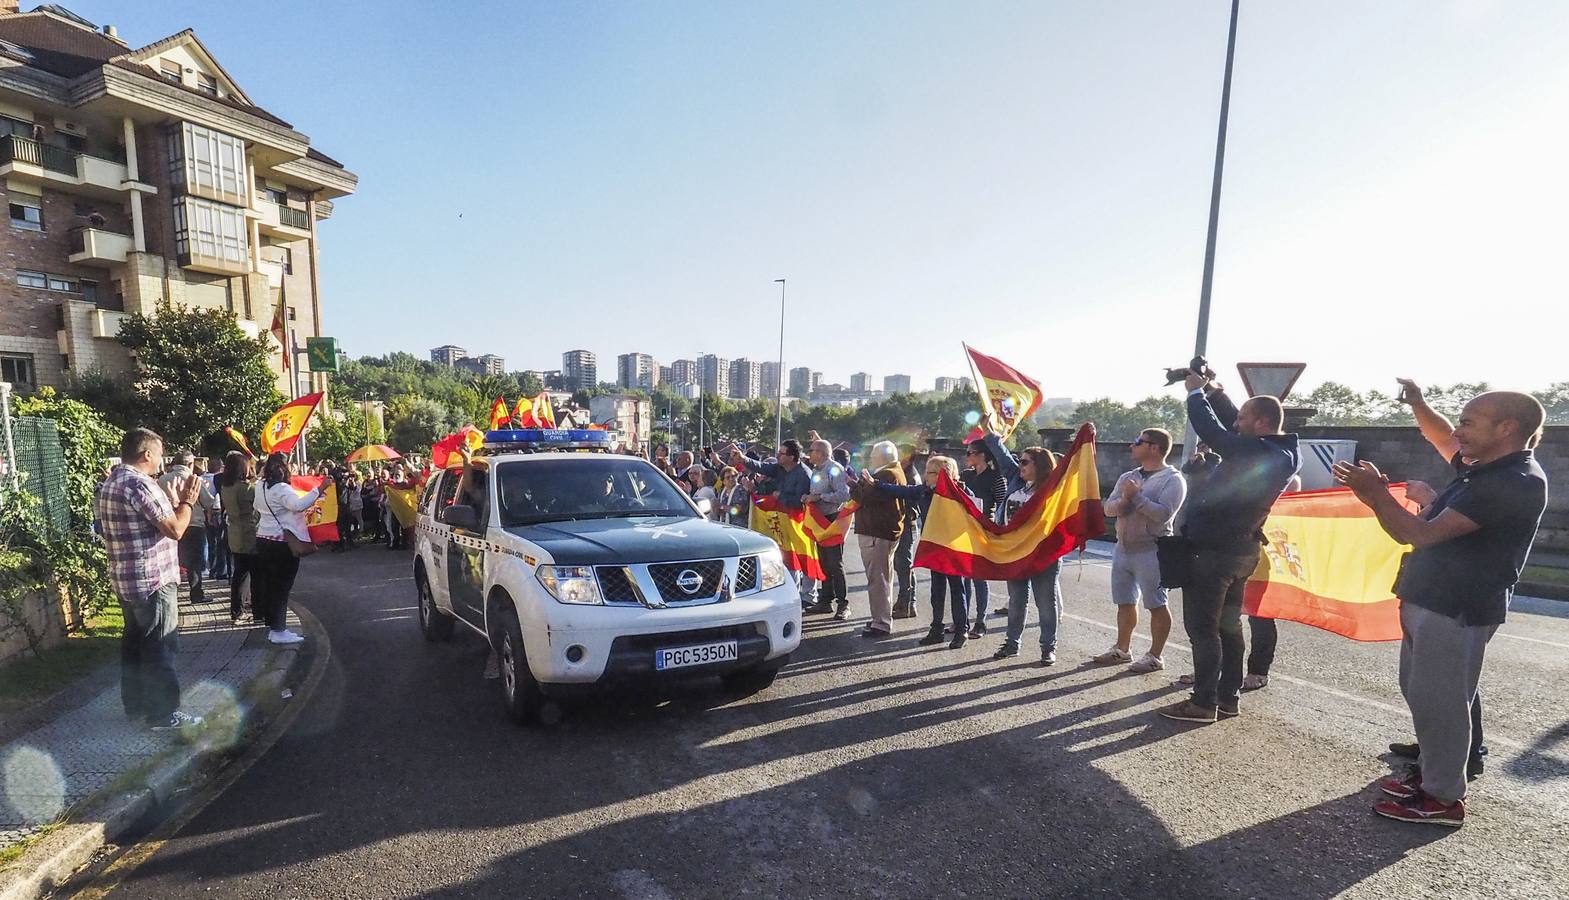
[1159,370,1300,725]
[1337,385,1547,827]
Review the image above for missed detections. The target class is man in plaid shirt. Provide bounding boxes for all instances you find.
[97,428,205,730]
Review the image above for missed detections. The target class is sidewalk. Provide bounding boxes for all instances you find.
[0,588,302,861]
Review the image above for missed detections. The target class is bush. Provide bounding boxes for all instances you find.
[13,388,123,529]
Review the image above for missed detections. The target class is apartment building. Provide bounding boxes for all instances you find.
[728,357,761,400]
[849,372,871,392]
[456,353,504,376]
[561,349,595,391]
[0,5,355,395]
[616,351,657,391]
[883,373,911,394]
[935,377,961,393]
[697,353,727,398]
[787,366,811,399]
[759,360,781,400]
[668,357,696,387]
[429,344,466,366]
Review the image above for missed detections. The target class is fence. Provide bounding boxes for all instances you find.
[6,416,71,539]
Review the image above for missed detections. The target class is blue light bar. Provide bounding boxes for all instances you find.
[481,428,614,453]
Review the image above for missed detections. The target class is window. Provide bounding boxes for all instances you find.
[80,279,97,304]
[168,122,246,206]
[283,248,293,275]
[16,269,46,289]
[9,191,41,231]
[263,186,287,205]
[195,73,218,97]
[46,275,80,293]
[287,305,296,321]
[172,196,247,265]
[160,59,182,83]
[0,353,35,389]
[0,115,34,138]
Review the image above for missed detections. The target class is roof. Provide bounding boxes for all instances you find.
[305,146,344,169]
[0,10,124,77]
[105,59,293,128]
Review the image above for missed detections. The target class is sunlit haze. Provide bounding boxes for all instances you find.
[77,0,1569,400]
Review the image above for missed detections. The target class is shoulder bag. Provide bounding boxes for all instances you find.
[263,483,317,558]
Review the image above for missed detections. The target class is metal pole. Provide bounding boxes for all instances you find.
[1194,0,1240,359]
[698,364,705,452]
[774,278,786,450]
[0,381,18,490]
[1185,0,1240,459]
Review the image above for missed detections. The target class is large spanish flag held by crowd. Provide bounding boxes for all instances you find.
[915,424,1104,580]
[290,475,340,543]
[260,392,324,455]
[805,501,858,547]
[751,496,826,580]
[964,344,1043,442]
[1244,485,1417,642]
[385,482,420,530]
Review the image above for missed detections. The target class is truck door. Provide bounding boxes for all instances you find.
[446,464,490,629]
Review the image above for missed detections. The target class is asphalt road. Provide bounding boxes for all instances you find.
[85,540,1569,899]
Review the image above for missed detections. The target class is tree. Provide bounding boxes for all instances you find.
[387,397,458,453]
[78,305,284,450]
[1536,383,1569,424]
[12,388,123,529]
[307,403,373,463]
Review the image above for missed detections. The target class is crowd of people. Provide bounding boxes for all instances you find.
[94,369,1549,830]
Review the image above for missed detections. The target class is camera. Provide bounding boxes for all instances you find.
[1163,355,1212,386]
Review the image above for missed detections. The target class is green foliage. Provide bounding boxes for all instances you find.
[12,388,123,528]
[307,402,375,463]
[71,305,284,450]
[0,489,114,655]
[1047,396,1185,442]
[387,397,459,453]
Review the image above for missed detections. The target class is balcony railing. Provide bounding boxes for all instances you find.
[277,204,310,230]
[1,134,78,175]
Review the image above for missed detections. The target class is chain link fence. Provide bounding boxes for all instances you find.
[7,416,71,540]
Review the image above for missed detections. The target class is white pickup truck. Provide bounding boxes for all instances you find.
[412,429,800,723]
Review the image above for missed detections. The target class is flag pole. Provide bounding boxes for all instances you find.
[774,278,786,451]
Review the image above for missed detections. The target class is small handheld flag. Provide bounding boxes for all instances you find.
[488,396,510,431]
[964,344,1043,442]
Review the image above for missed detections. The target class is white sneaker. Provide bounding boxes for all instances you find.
[1090,646,1132,665]
[1127,653,1165,674]
[267,629,305,645]
[150,710,204,730]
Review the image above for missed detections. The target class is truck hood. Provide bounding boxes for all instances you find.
[504,516,777,566]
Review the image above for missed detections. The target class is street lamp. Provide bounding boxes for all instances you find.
[774,278,786,451]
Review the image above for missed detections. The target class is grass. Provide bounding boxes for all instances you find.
[1521,565,1569,586]
[0,605,124,714]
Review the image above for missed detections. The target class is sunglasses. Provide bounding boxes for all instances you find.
[965,449,983,456]
[1132,438,1156,447]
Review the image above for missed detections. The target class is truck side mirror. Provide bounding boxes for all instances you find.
[442,504,481,531]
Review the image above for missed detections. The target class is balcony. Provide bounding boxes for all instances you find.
[67,226,134,265]
[91,308,127,339]
[0,135,139,199]
[254,195,311,238]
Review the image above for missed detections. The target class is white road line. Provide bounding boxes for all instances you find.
[1493,631,1569,651]
[1060,611,1534,751]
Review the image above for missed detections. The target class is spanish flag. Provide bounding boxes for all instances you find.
[431,425,485,469]
[224,426,255,459]
[269,290,290,372]
[533,393,557,429]
[964,344,1043,442]
[1243,485,1418,642]
[488,396,510,431]
[291,475,339,543]
[260,392,323,455]
[385,483,420,529]
[915,424,1104,580]
[805,501,858,547]
[751,496,826,580]
[513,395,533,425]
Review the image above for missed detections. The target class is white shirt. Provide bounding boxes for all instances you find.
[255,480,321,542]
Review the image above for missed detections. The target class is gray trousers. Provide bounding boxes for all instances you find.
[1399,602,1496,804]
[859,534,897,632]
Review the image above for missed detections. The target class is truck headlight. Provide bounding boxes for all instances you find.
[536,566,604,605]
[758,550,789,591]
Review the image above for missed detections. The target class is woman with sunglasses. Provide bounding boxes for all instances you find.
[982,431,1063,666]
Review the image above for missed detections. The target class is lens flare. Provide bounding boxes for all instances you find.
[963,411,982,426]
[3,745,64,825]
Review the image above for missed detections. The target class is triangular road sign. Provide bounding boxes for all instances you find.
[1236,362,1306,400]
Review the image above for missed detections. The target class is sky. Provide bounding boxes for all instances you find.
[73,0,1569,402]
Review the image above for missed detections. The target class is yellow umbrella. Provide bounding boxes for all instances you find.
[346,444,401,463]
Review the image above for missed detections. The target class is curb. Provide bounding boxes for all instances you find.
[0,610,324,900]
[1518,581,1569,602]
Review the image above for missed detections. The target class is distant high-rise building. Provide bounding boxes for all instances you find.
[883,374,912,394]
[849,372,872,392]
[788,366,812,398]
[957,377,974,392]
[729,358,762,399]
[658,365,674,386]
[698,354,729,398]
[617,352,658,390]
[810,371,823,393]
[760,361,783,399]
[562,349,597,391]
[540,369,565,391]
[430,345,467,367]
[455,355,504,376]
[935,376,961,393]
[670,358,698,385]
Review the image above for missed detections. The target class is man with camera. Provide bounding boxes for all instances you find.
[1335,384,1546,827]
[1159,365,1300,724]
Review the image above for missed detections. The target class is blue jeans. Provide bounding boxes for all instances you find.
[207,522,231,578]
[178,528,208,603]
[1003,561,1062,651]
[120,582,181,724]
[970,578,991,619]
[928,573,970,631]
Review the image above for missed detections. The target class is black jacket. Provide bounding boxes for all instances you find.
[1182,389,1301,548]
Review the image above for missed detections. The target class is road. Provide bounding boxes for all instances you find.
[81,540,1569,899]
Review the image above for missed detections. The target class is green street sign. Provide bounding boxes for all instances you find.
[306,337,339,372]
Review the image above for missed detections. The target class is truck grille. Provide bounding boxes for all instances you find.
[595,566,640,603]
[648,560,725,602]
[735,556,758,592]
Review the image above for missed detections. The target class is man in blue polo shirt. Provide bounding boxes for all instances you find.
[1335,386,1548,828]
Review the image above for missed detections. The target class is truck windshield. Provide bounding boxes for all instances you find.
[496,458,698,526]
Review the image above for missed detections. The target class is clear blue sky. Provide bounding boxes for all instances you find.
[74,0,1569,401]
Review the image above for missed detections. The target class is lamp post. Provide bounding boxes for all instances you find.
[1185,0,1241,457]
[774,278,786,451]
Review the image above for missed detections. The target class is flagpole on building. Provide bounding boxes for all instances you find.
[774,278,786,451]
[1186,0,1240,457]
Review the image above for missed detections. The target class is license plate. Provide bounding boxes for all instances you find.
[654,640,739,671]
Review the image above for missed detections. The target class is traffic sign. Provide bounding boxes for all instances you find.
[1236,362,1306,400]
[306,337,339,373]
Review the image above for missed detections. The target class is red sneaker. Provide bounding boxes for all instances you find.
[1379,770,1422,801]
[1374,792,1464,827]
